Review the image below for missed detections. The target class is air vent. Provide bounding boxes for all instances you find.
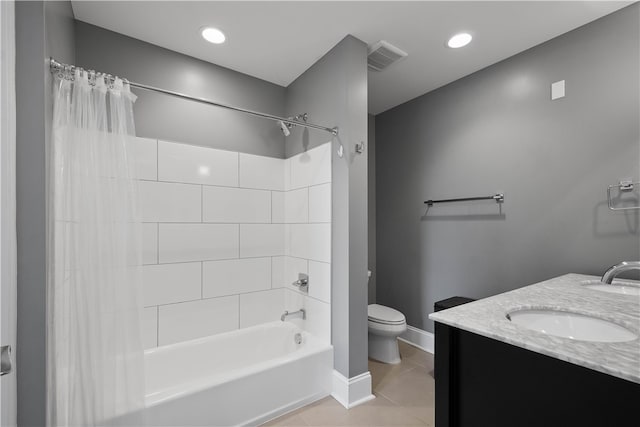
[367,41,408,71]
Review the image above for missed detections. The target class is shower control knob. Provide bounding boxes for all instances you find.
[292,273,309,293]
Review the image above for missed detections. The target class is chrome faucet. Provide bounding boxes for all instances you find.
[281,309,306,322]
[292,273,309,293]
[601,261,640,284]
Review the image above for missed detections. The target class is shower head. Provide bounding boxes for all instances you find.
[278,120,291,137]
[278,113,307,137]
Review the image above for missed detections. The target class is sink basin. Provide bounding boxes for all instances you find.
[506,309,637,342]
[581,280,640,297]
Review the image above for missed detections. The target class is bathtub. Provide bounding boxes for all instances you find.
[116,321,333,426]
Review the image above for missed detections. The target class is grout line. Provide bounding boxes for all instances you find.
[156,222,160,264]
[137,178,289,193]
[145,259,230,267]
[155,140,159,181]
[237,292,241,328]
[146,286,280,309]
[149,254,291,266]
[200,185,204,222]
[150,221,327,225]
[287,181,332,192]
[306,186,310,224]
[281,285,329,305]
[375,372,420,408]
[306,181,332,189]
[279,254,331,265]
[201,261,204,299]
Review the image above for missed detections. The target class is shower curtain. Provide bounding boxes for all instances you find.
[47,68,145,426]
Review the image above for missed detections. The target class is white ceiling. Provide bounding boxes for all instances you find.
[72,1,631,114]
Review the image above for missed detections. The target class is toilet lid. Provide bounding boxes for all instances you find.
[368,304,406,325]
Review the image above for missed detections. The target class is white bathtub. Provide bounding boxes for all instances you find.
[116,321,333,426]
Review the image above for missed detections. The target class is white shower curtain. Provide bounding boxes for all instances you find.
[47,68,145,426]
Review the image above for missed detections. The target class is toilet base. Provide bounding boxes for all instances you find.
[368,333,401,364]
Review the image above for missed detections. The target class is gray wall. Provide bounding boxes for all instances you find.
[367,114,376,303]
[75,21,286,158]
[16,2,75,426]
[375,4,640,333]
[285,35,369,378]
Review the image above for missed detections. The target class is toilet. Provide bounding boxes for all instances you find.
[368,303,407,364]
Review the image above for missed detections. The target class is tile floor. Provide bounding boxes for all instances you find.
[264,341,435,426]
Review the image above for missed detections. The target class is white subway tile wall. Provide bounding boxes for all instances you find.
[271,256,286,290]
[239,153,285,191]
[159,223,239,263]
[279,144,332,347]
[142,223,158,265]
[239,289,286,328]
[284,188,309,223]
[203,258,271,298]
[142,307,158,349]
[143,262,201,306]
[203,187,271,223]
[288,143,332,190]
[134,137,332,349]
[158,140,239,186]
[139,181,201,223]
[129,137,158,181]
[239,224,286,257]
[283,288,331,344]
[309,183,332,223]
[288,223,331,263]
[271,192,285,224]
[308,261,331,304]
[158,296,240,346]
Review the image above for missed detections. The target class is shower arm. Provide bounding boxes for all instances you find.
[49,58,339,137]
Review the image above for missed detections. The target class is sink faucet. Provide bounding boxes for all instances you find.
[281,309,306,321]
[601,261,640,284]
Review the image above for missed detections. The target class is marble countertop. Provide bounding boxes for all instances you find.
[429,274,640,384]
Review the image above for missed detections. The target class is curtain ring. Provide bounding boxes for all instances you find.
[107,74,115,90]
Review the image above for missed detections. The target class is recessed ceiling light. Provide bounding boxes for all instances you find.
[447,33,472,49]
[201,27,226,44]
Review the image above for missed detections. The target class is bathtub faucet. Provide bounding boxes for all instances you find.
[281,309,306,321]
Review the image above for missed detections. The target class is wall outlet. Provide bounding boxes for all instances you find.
[551,80,565,100]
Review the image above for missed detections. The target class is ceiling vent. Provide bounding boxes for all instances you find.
[367,41,408,71]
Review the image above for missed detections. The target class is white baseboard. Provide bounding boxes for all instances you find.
[399,325,434,354]
[331,370,375,409]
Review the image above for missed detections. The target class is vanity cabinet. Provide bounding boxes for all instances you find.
[434,323,640,427]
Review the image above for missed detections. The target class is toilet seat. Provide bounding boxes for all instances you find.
[368,304,406,325]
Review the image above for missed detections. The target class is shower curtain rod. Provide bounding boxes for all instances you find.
[49,58,339,136]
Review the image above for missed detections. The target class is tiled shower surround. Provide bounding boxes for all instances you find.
[131,138,332,348]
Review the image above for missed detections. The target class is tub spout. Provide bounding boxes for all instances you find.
[281,309,306,321]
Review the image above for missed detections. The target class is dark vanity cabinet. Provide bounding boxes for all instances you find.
[434,323,640,427]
